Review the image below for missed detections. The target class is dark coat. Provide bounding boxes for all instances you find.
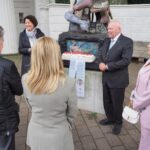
[19,28,44,75]
[0,56,23,135]
[98,34,133,88]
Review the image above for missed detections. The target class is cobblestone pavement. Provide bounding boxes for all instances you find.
[6,55,143,150]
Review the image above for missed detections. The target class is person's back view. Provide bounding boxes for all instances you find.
[22,37,77,150]
[0,26,23,150]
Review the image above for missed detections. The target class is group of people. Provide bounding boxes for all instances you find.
[0,15,150,150]
[0,15,77,150]
[98,20,150,150]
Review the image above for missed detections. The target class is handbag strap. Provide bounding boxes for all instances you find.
[128,100,133,108]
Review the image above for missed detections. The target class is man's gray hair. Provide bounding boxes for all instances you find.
[0,26,4,39]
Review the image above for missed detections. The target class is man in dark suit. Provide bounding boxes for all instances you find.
[98,20,133,134]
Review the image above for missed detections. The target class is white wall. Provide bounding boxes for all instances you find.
[111,4,150,42]
[35,0,49,23]
[0,0,18,54]
[14,2,150,42]
[45,4,150,42]
[39,7,49,36]
[48,4,69,39]
[14,0,35,37]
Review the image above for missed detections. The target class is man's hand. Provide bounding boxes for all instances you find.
[99,63,107,72]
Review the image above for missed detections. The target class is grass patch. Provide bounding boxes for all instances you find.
[88,112,97,120]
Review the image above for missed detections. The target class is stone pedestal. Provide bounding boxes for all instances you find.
[0,0,18,54]
[78,70,104,114]
[65,68,104,114]
[59,31,107,113]
[59,31,107,70]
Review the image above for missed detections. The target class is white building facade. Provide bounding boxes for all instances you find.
[0,0,150,54]
[0,0,49,54]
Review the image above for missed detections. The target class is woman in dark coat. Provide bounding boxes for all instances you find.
[19,15,44,75]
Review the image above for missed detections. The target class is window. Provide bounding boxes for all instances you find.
[55,0,70,4]
[128,0,150,4]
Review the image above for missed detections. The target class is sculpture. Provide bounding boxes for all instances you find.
[59,0,110,70]
[65,0,112,33]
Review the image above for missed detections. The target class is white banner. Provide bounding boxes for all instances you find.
[69,56,85,97]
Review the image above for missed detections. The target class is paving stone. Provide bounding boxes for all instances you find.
[77,110,82,117]
[15,96,21,104]
[112,146,126,150]
[119,135,138,150]
[74,116,86,127]
[26,146,30,150]
[19,108,29,117]
[16,125,27,137]
[75,142,83,150]
[119,127,128,135]
[81,136,97,150]
[20,97,27,103]
[128,129,140,143]
[84,117,98,128]
[76,125,91,137]
[135,122,141,131]
[123,121,135,130]
[95,113,105,122]
[89,126,104,139]
[72,124,76,130]
[105,133,122,146]
[95,138,111,150]
[16,144,26,150]
[20,101,29,106]
[19,116,28,126]
[15,136,26,146]
[72,129,80,143]
[27,113,31,123]
[99,124,112,133]
[80,110,91,118]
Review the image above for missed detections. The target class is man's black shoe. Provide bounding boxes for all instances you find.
[112,124,122,135]
[99,119,114,126]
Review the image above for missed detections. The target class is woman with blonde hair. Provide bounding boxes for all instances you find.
[22,37,77,150]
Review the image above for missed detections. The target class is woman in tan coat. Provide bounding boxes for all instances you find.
[22,37,77,150]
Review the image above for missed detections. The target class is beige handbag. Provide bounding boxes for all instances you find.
[122,101,139,124]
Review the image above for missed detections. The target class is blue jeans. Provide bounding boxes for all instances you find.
[0,133,15,150]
